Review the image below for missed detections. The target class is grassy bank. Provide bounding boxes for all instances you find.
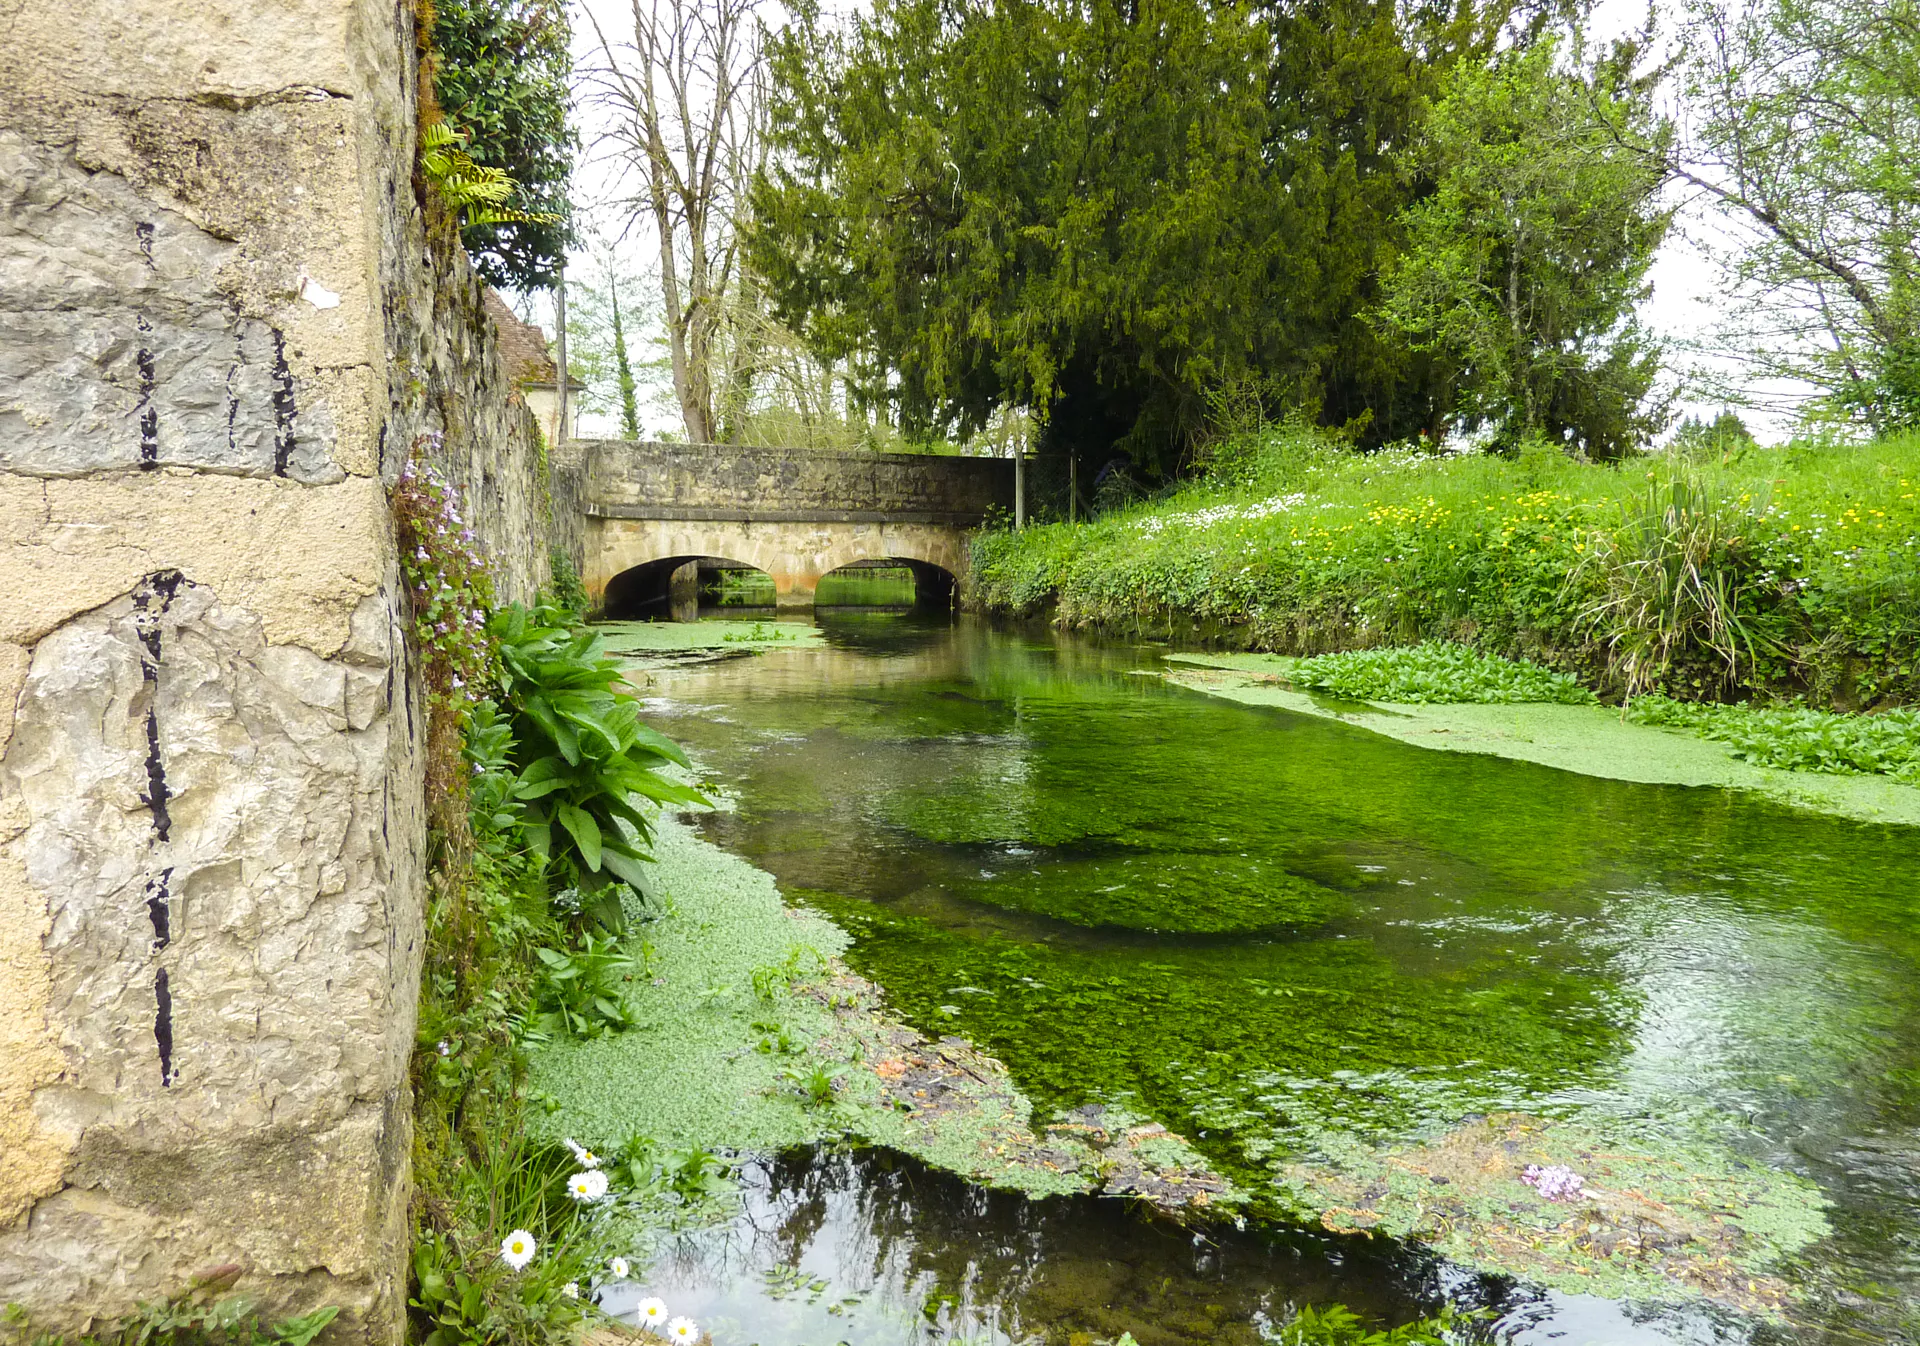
[971,428,1920,709]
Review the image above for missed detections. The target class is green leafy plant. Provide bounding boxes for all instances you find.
[533,933,641,1037]
[1630,696,1920,780]
[544,550,589,619]
[490,604,706,930]
[2,1300,338,1346]
[394,451,497,713]
[1272,1304,1466,1345]
[781,1060,848,1108]
[419,122,561,231]
[1291,643,1595,705]
[409,1133,612,1346]
[427,0,575,290]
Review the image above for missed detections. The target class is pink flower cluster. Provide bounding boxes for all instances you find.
[1521,1163,1586,1202]
[396,439,498,707]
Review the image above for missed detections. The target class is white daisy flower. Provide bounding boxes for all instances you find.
[498,1229,536,1270]
[634,1297,668,1328]
[560,1282,579,1300]
[566,1168,610,1201]
[608,1256,631,1280]
[666,1317,699,1343]
[563,1137,602,1168]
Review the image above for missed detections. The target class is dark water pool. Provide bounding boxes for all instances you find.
[622,616,1920,1343]
[599,1146,1709,1346]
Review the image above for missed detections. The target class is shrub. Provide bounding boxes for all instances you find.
[489,604,705,931]
[1291,643,1596,704]
[1574,469,1772,699]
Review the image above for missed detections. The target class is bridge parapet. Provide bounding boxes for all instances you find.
[573,442,1015,613]
[576,441,1013,525]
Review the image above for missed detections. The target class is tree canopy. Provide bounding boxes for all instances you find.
[749,0,1602,482]
[1374,37,1673,456]
[431,0,577,291]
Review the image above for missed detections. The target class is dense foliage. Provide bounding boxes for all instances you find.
[411,601,704,1346]
[429,0,576,290]
[1629,696,1920,781]
[751,0,1562,485]
[972,425,1920,709]
[1375,38,1671,457]
[1291,643,1596,704]
[1671,0,1920,431]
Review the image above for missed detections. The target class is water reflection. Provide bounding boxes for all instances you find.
[604,1147,1725,1346]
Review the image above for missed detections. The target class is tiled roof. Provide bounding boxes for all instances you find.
[483,287,564,387]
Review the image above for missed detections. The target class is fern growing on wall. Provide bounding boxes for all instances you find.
[420,122,560,230]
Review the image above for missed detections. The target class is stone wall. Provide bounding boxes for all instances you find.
[581,440,1015,523]
[0,0,555,1337]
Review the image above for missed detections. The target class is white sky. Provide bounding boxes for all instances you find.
[531,0,1807,444]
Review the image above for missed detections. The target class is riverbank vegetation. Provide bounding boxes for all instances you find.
[973,424,1920,716]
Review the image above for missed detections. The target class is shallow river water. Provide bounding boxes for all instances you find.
[625,615,1920,1344]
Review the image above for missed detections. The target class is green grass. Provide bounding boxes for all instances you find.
[971,426,1920,708]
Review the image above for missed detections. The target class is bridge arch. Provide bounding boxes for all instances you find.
[588,517,970,613]
[572,442,1014,613]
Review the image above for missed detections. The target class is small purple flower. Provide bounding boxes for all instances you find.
[1522,1164,1585,1202]
[451,675,464,689]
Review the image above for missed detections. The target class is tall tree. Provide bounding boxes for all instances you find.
[430,0,577,290]
[586,0,767,443]
[1374,36,1674,455]
[1662,0,1920,430]
[749,0,1518,482]
[611,285,642,439]
[564,243,670,436]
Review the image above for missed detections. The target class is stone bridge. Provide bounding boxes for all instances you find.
[572,441,1017,614]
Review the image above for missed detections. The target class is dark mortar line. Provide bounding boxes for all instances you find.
[133,572,184,1089]
[271,328,295,477]
[154,968,174,1087]
[147,867,173,951]
[136,315,158,470]
[225,330,242,460]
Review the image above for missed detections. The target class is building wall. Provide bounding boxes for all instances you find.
[0,0,556,1336]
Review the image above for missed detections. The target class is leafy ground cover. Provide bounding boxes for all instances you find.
[1627,696,1920,781]
[1291,642,1595,704]
[971,426,1920,708]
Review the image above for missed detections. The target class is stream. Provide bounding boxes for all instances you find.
[621,613,1920,1344]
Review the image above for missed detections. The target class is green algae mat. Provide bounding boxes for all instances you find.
[544,618,1920,1342]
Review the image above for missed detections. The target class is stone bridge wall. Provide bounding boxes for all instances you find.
[579,441,1014,522]
[577,441,1013,610]
[0,0,558,1338]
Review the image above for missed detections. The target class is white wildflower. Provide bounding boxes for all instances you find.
[566,1168,610,1202]
[499,1229,536,1270]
